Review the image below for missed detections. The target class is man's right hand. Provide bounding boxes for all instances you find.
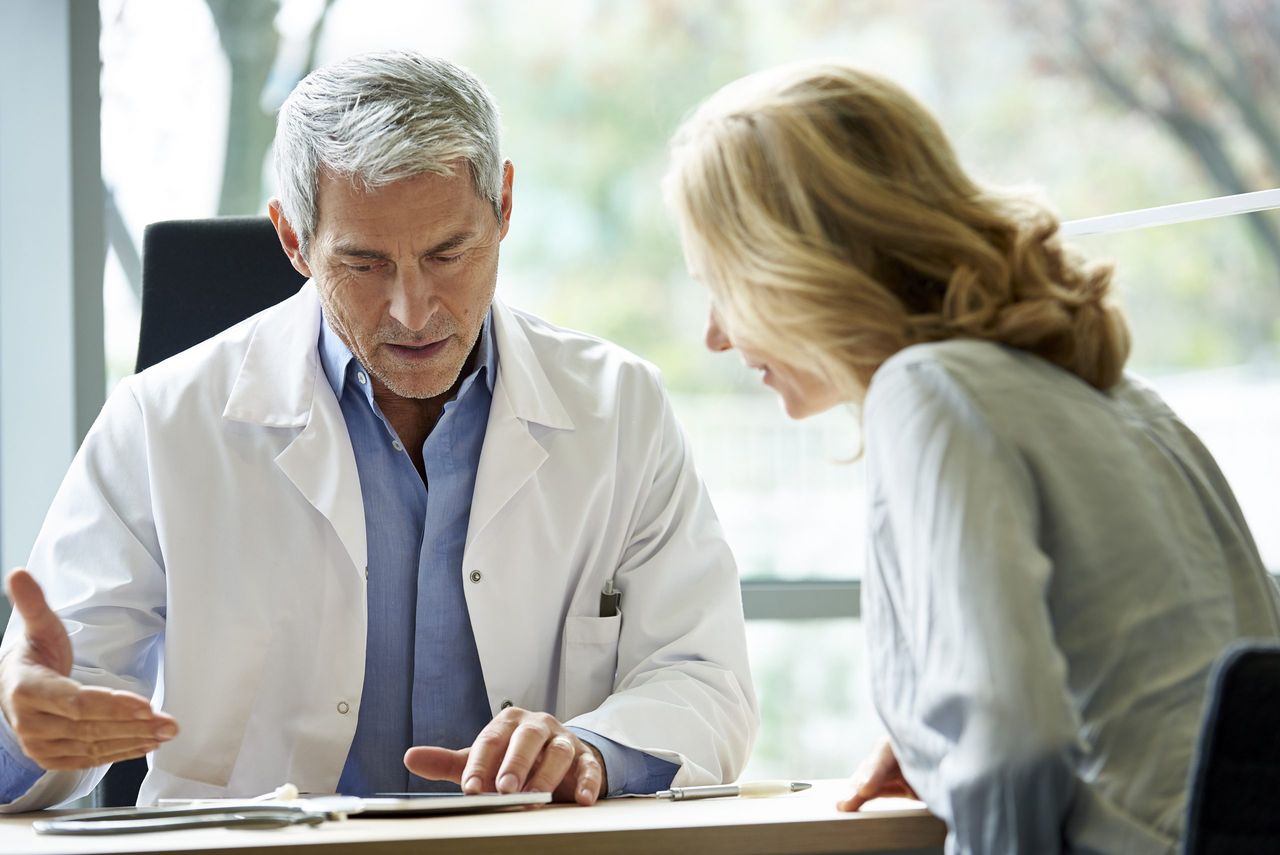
[0,568,177,771]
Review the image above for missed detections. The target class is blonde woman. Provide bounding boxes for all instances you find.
[665,62,1280,854]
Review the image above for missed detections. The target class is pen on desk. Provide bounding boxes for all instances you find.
[656,781,811,800]
[599,579,621,617]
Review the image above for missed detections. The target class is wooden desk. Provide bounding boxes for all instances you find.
[0,780,946,855]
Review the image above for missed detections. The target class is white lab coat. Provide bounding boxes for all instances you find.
[0,283,757,810]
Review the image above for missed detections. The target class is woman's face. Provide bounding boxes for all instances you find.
[704,303,844,419]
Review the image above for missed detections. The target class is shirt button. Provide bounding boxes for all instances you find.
[337,701,350,715]
[356,371,368,385]
[500,699,513,710]
[469,570,482,583]
[392,439,404,452]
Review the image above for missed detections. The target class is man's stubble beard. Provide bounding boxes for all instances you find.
[367,315,488,401]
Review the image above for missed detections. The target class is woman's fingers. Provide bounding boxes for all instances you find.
[838,740,911,812]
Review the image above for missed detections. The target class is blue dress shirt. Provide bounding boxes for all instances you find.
[0,726,41,803]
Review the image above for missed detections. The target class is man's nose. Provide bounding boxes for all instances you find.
[704,311,732,353]
[388,269,439,332]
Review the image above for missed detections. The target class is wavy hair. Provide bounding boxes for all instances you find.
[664,61,1130,399]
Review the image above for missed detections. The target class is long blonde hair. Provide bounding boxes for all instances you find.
[665,62,1130,399]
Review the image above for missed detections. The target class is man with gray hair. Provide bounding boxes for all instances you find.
[0,51,757,809]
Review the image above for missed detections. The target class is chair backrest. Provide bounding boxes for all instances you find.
[1183,641,1280,854]
[99,217,305,808]
[134,216,307,373]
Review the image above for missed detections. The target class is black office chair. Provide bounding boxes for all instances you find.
[98,217,306,807]
[133,216,307,373]
[1183,641,1280,854]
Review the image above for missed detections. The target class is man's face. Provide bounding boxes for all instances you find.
[285,163,512,401]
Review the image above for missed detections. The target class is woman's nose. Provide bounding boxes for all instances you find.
[705,311,732,353]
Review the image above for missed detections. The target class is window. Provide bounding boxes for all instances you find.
[1073,212,1280,572]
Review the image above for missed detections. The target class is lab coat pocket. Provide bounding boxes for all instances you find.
[558,613,622,719]
[136,766,229,806]
[155,624,273,790]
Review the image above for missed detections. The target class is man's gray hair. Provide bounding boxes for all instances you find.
[274,50,504,254]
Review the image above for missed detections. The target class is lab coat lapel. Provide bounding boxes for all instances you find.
[467,301,574,545]
[274,398,367,578]
[223,282,368,576]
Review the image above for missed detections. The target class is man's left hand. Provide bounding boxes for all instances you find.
[404,707,607,805]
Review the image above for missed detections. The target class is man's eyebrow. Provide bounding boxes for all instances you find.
[330,243,391,260]
[329,232,476,259]
[424,232,475,256]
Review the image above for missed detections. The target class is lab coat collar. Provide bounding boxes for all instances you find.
[221,282,367,576]
[465,301,575,547]
[488,300,573,431]
[222,282,323,428]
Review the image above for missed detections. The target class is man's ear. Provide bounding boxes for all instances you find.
[497,160,514,240]
[268,199,314,279]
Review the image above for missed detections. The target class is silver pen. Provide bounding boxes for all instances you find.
[656,780,812,800]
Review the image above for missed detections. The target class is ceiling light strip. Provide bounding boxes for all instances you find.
[1060,188,1280,237]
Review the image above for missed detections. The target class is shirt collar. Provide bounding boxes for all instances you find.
[317,309,497,405]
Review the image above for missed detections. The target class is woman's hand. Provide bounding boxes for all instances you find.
[837,740,918,812]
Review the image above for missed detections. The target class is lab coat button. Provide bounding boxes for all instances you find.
[469,570,482,583]
[337,701,350,715]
